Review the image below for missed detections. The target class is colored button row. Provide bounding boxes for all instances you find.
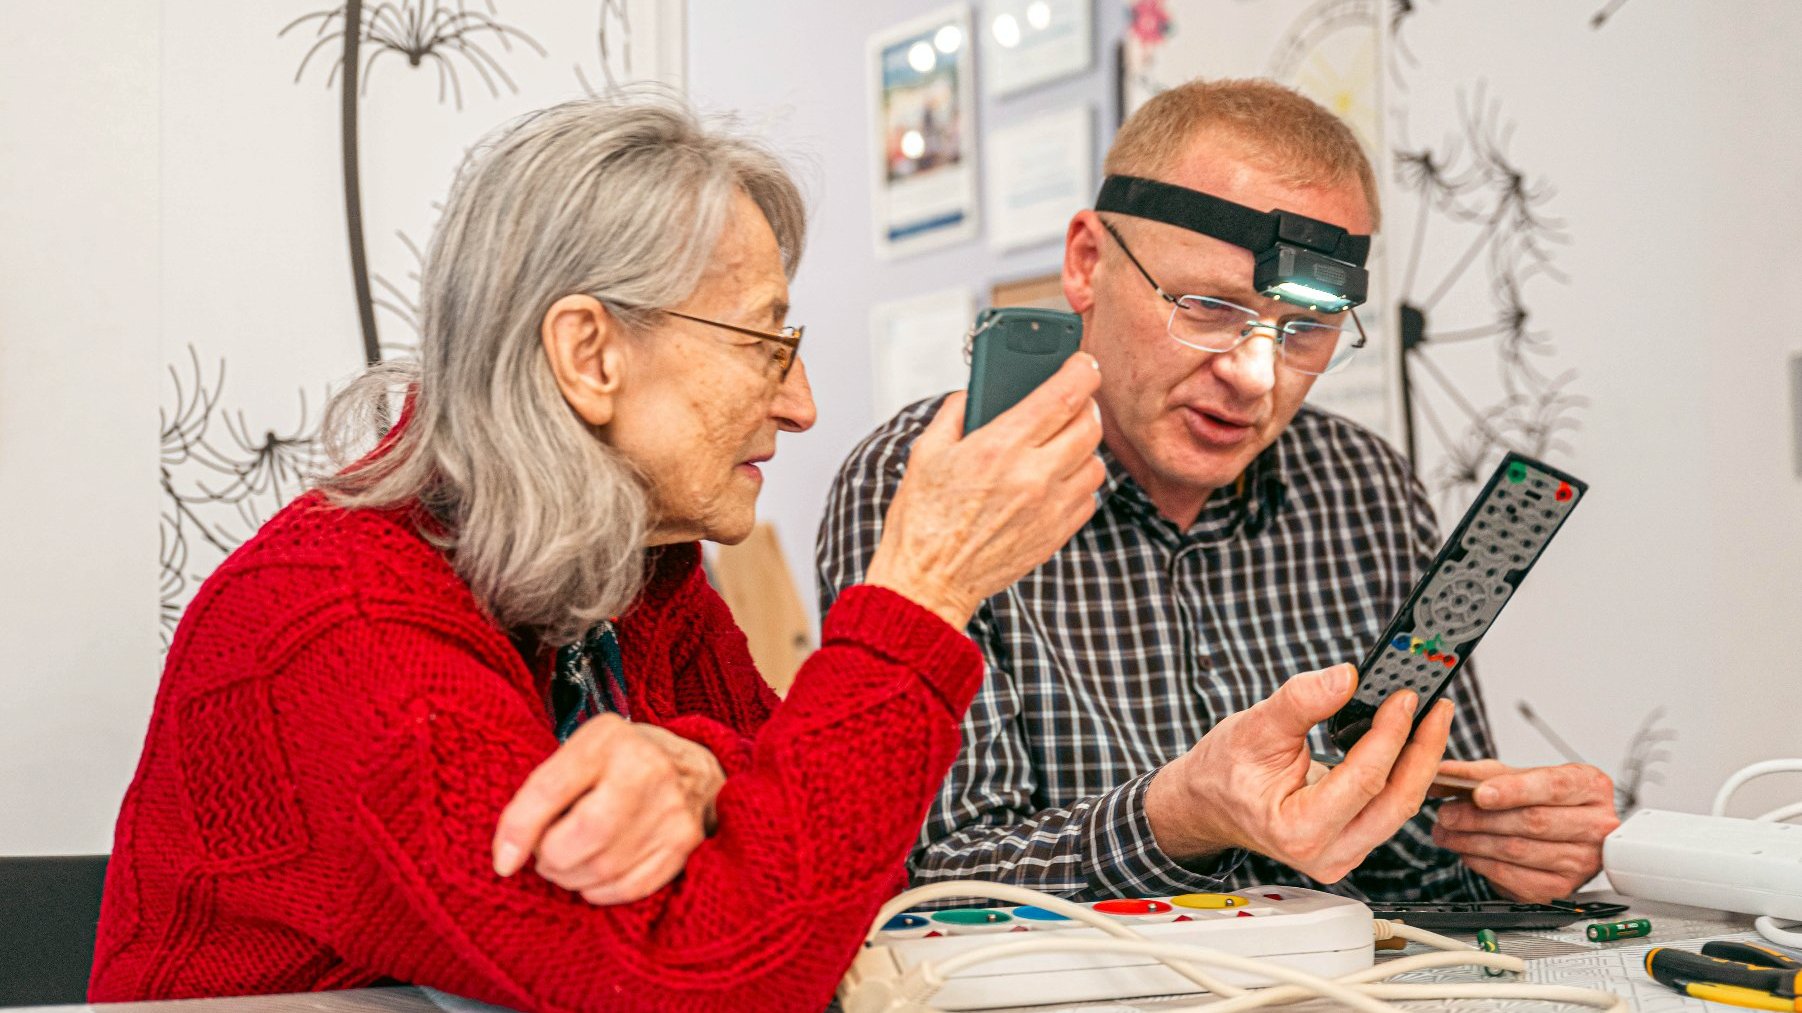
[878,893,1287,938]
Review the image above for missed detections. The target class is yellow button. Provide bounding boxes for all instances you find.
[1170,893,1250,909]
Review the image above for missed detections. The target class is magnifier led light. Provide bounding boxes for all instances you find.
[1254,246,1365,313]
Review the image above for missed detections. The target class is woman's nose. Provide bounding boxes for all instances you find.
[773,359,816,433]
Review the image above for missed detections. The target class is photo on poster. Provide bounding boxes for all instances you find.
[980,0,1094,97]
[868,4,980,258]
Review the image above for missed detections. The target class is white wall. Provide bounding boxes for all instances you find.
[0,3,164,854]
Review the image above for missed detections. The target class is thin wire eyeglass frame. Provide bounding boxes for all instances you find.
[663,308,804,381]
[1099,219,1367,376]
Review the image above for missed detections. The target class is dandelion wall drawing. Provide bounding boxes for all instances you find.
[155,2,681,643]
[281,0,545,365]
[1388,23,1585,506]
[160,348,325,646]
[576,0,634,95]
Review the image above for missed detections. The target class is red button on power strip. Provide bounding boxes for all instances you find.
[1093,899,1173,915]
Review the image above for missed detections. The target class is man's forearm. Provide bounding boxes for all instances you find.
[914,773,1246,901]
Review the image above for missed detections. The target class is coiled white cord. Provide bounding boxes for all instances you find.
[845,881,1627,1013]
[1710,759,1802,949]
[1709,758,1802,821]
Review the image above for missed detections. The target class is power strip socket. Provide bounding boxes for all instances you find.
[1603,809,1802,920]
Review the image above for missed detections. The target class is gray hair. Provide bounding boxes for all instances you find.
[317,90,807,644]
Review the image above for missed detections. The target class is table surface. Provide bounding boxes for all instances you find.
[32,895,1770,1013]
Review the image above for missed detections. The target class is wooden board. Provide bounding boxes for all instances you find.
[706,524,814,696]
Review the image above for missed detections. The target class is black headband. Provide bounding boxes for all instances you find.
[1094,175,1370,267]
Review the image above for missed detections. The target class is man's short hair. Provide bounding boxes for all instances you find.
[1105,77,1381,228]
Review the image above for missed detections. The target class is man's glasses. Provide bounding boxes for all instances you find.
[663,309,804,382]
[1100,219,1366,376]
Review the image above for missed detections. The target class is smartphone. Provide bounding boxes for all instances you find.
[963,307,1083,432]
[1323,452,1587,754]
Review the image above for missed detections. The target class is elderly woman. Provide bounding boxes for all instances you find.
[90,96,1102,1011]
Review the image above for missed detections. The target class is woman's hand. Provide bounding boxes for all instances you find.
[864,353,1105,629]
[492,714,725,905]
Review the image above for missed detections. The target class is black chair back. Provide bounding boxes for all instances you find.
[0,855,109,1007]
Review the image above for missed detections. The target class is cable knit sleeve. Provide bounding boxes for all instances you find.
[272,582,979,1013]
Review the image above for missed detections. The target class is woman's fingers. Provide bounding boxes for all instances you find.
[492,713,629,876]
[533,761,659,881]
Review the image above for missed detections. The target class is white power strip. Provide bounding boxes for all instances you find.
[839,886,1373,1011]
[1603,808,1802,920]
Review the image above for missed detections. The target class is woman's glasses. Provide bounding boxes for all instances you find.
[663,309,804,382]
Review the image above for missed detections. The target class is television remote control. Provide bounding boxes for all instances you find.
[1325,452,1587,753]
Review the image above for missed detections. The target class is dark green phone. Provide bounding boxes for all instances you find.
[963,307,1083,432]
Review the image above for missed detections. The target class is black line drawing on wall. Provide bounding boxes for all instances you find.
[1387,72,1585,506]
[576,0,633,95]
[282,0,544,365]
[372,228,428,357]
[160,347,325,646]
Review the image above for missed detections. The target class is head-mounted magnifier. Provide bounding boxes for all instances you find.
[1094,175,1371,314]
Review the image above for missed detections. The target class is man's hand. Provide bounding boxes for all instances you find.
[492,714,726,905]
[1431,759,1619,903]
[1144,664,1455,883]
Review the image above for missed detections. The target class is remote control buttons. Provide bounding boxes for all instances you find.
[1555,481,1573,502]
[1508,461,1528,483]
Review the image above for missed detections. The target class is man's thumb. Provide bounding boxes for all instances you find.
[1258,664,1357,739]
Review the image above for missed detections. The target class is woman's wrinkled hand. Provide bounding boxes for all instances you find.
[492,714,725,906]
[865,353,1105,629]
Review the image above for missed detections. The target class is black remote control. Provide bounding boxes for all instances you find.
[1325,452,1587,753]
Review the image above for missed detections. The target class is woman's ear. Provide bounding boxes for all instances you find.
[540,294,627,426]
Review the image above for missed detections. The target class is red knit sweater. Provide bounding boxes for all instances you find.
[91,493,982,1011]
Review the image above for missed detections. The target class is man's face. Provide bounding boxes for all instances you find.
[1063,133,1375,518]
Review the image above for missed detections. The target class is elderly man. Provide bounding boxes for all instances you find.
[818,78,1618,904]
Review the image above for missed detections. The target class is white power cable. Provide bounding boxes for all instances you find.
[1755,799,1802,824]
[1755,916,1802,948]
[849,880,1627,1013]
[1710,758,1802,817]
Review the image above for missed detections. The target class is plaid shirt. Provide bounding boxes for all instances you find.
[816,396,1498,903]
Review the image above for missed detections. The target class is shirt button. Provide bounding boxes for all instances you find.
[1197,656,1214,671]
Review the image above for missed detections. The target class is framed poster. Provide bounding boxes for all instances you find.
[980,0,1094,98]
[869,4,981,258]
[868,287,976,423]
[985,104,1093,251]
